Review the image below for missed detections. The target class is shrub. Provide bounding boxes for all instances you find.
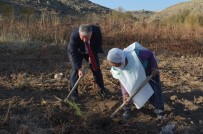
[0,3,13,15]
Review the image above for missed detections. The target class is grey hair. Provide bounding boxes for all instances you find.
[79,24,92,35]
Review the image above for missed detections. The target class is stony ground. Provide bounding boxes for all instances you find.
[0,43,202,134]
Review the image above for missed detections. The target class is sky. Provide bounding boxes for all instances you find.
[89,0,191,11]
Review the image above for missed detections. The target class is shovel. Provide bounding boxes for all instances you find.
[110,75,153,118]
[54,64,89,103]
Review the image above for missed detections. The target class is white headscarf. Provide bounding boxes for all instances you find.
[107,48,126,70]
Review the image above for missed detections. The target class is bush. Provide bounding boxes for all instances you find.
[166,10,203,27]
[0,3,13,15]
[170,10,190,24]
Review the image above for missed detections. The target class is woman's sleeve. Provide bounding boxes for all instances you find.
[139,49,157,69]
[120,81,128,96]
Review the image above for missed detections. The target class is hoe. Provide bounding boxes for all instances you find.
[54,64,89,103]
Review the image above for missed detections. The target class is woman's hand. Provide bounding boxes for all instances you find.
[89,57,91,64]
[123,94,130,105]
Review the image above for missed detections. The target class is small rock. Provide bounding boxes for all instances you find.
[196,96,203,103]
[193,77,198,80]
[170,95,178,101]
[54,73,63,80]
[186,73,191,77]
[190,121,194,124]
[181,56,185,59]
[168,70,172,74]
[184,109,187,111]
[187,89,191,93]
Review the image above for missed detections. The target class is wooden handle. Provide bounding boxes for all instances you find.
[64,64,89,102]
[110,75,152,118]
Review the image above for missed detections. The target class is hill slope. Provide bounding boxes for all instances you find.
[0,0,111,16]
[127,10,156,20]
[149,0,203,25]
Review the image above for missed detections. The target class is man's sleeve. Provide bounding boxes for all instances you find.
[96,27,104,53]
[67,35,81,70]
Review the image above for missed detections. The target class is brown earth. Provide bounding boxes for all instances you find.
[0,42,202,134]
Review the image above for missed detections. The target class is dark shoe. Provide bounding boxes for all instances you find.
[153,109,165,118]
[156,112,165,119]
[123,108,132,119]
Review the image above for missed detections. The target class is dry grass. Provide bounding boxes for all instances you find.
[0,13,202,51]
[0,12,203,134]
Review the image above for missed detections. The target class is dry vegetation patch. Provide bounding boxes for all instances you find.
[0,10,203,134]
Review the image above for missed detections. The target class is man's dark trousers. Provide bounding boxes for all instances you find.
[69,53,105,96]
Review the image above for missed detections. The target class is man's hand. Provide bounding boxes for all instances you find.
[88,57,91,64]
[78,68,84,77]
[151,68,159,77]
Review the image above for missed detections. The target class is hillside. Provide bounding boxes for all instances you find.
[160,0,203,16]
[127,10,156,20]
[149,0,203,25]
[0,0,111,16]
[122,0,203,25]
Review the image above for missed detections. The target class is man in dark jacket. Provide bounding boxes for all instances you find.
[67,24,106,101]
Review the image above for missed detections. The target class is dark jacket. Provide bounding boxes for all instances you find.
[68,25,103,70]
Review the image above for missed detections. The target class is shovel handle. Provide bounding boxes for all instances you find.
[64,65,89,102]
[110,75,153,118]
[64,76,83,102]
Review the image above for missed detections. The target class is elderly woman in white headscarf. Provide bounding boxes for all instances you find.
[107,42,164,119]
